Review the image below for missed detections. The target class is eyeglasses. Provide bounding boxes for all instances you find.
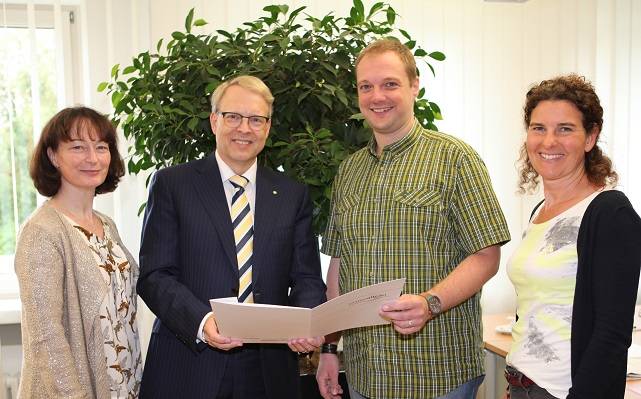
[218,112,270,130]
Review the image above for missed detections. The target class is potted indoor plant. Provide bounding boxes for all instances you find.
[99,0,445,235]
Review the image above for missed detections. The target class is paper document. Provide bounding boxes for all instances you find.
[209,278,405,343]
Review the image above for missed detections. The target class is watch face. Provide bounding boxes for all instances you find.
[427,295,441,315]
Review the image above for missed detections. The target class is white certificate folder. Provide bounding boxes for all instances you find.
[209,278,406,343]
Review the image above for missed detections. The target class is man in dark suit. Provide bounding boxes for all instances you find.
[137,75,327,399]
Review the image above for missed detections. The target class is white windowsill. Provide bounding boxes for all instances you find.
[0,297,21,325]
[0,255,22,324]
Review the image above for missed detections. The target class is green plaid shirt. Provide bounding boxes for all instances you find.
[322,120,510,398]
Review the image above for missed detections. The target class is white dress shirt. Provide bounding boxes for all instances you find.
[197,150,258,342]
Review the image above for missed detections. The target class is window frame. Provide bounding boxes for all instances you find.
[0,3,79,299]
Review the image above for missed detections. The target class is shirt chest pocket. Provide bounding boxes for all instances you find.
[393,187,441,208]
[392,188,443,238]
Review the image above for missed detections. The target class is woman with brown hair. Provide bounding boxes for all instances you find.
[15,106,142,398]
[505,74,641,398]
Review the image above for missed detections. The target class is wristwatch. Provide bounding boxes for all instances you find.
[321,343,338,354]
[424,294,442,317]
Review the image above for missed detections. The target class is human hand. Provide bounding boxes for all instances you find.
[203,315,243,350]
[379,293,431,335]
[287,336,324,353]
[316,353,343,399]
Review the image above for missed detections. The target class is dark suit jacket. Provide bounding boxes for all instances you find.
[137,153,326,398]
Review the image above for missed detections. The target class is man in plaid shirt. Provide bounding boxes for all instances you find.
[316,38,511,399]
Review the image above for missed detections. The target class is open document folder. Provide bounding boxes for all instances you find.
[209,278,406,343]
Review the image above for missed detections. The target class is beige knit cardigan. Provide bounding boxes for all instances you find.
[14,202,139,399]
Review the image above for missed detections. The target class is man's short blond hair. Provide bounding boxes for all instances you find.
[356,38,418,82]
[210,75,274,116]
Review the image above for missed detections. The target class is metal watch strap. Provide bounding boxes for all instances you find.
[321,343,338,354]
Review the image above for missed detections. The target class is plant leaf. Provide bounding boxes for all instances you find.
[184,8,194,32]
[263,5,281,20]
[288,6,306,23]
[187,117,199,130]
[137,202,147,216]
[368,2,384,18]
[428,51,446,61]
[110,64,119,78]
[216,30,233,39]
[297,91,310,104]
[414,49,427,57]
[427,63,436,77]
[354,0,365,18]
[386,6,396,25]
[111,91,124,108]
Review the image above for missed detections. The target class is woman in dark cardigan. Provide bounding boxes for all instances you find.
[504,74,641,399]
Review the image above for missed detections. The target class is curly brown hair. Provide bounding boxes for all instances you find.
[517,74,617,193]
[30,106,125,197]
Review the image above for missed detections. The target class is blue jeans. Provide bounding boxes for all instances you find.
[348,375,485,399]
[435,375,485,399]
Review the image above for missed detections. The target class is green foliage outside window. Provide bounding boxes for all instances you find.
[100,0,445,235]
[0,28,57,256]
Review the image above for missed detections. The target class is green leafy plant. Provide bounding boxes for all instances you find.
[99,0,444,235]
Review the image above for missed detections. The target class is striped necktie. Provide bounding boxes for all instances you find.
[229,175,254,303]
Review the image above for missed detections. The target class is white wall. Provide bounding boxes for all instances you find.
[73,0,640,326]
[1,0,637,393]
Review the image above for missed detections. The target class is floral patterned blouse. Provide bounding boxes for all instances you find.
[68,215,143,398]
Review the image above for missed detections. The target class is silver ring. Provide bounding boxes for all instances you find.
[408,319,413,327]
